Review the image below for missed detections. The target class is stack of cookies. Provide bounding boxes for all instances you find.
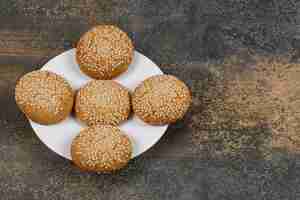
[15,25,191,173]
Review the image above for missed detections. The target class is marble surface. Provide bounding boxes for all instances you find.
[1,0,300,199]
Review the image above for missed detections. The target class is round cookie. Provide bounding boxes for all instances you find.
[75,80,130,126]
[15,70,74,125]
[76,25,134,80]
[132,75,191,125]
[71,125,132,172]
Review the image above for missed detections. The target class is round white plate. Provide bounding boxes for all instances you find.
[29,49,168,160]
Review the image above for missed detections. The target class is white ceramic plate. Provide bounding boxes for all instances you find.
[29,49,168,160]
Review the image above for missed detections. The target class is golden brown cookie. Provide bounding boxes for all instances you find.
[75,80,131,126]
[15,70,74,125]
[76,25,134,80]
[132,75,191,125]
[71,125,132,172]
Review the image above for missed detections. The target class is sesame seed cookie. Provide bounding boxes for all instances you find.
[132,75,191,125]
[76,25,134,80]
[71,125,132,172]
[75,80,131,126]
[15,70,74,125]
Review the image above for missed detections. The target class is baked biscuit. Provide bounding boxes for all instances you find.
[71,125,132,172]
[75,80,131,126]
[132,75,191,125]
[76,25,134,79]
[15,70,74,125]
